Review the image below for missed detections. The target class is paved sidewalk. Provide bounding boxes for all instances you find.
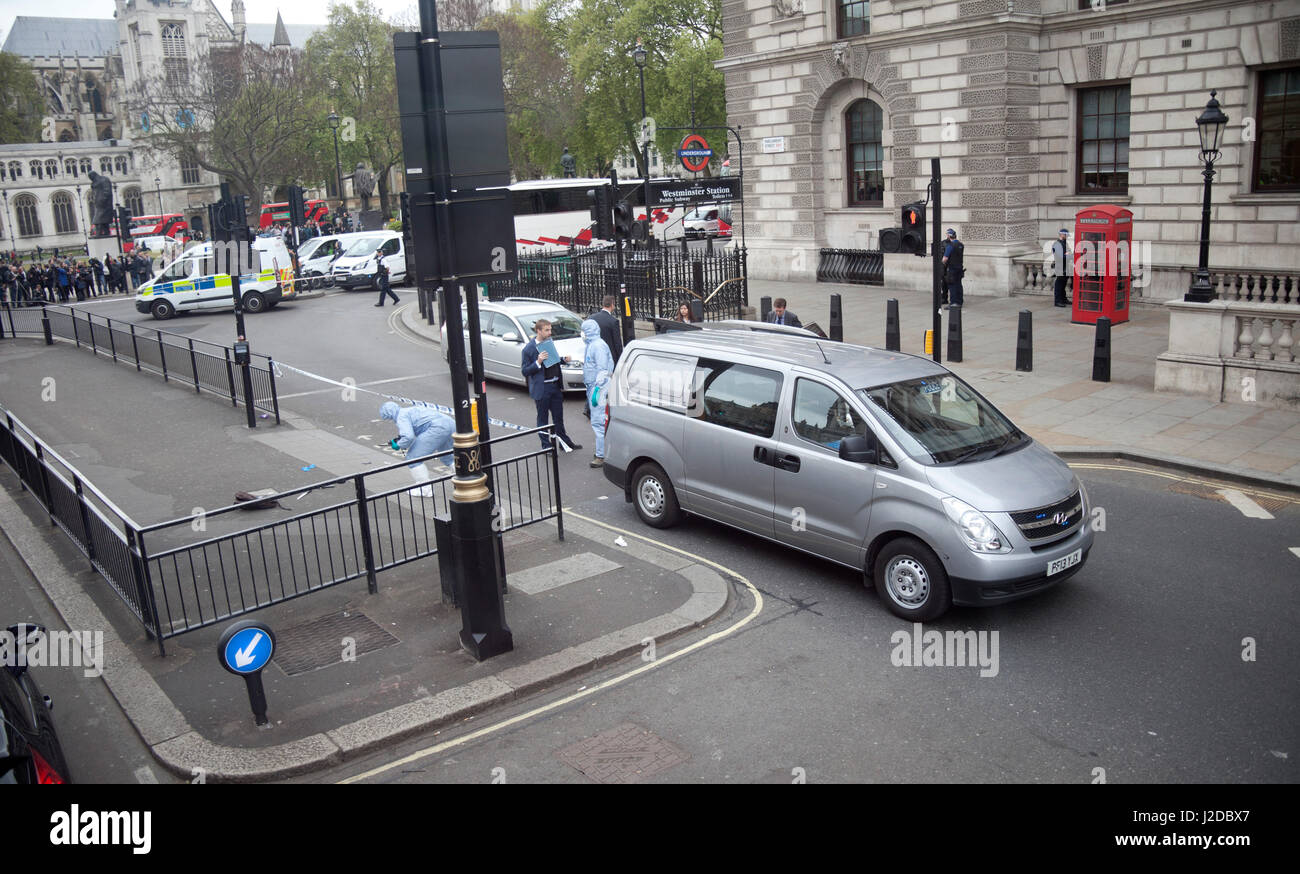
[0,336,733,781]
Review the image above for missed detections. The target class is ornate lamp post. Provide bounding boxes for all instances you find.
[328,111,345,222]
[2,190,15,254]
[1185,90,1229,303]
[154,176,163,214]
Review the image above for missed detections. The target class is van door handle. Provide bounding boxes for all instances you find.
[775,453,801,472]
[753,446,770,465]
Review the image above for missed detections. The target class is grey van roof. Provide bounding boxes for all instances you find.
[632,330,947,388]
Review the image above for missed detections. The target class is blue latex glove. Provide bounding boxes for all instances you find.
[590,386,601,407]
[389,438,400,450]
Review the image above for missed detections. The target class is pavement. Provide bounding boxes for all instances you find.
[0,272,1297,783]
[0,329,732,781]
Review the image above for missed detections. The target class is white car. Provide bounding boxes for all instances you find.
[331,232,408,290]
[297,233,371,289]
[439,297,588,392]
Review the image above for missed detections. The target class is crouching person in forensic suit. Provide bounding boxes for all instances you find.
[380,401,455,496]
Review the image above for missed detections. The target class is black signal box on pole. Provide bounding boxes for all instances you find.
[589,186,613,240]
[901,201,927,255]
[287,185,306,227]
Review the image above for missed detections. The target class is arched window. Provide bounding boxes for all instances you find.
[65,158,79,177]
[161,23,189,87]
[30,160,43,179]
[80,158,92,175]
[14,194,41,237]
[122,186,144,218]
[114,156,128,174]
[7,161,21,179]
[58,129,76,142]
[51,191,78,234]
[100,157,113,174]
[845,99,884,207]
[45,159,59,178]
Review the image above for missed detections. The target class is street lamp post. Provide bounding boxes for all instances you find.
[1186,90,1229,303]
[633,39,649,203]
[2,190,15,254]
[328,111,345,226]
[154,176,163,214]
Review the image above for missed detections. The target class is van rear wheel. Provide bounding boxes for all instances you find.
[872,537,951,622]
[632,462,681,529]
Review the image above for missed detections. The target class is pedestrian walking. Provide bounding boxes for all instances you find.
[766,298,801,328]
[581,319,614,468]
[591,295,624,362]
[379,401,454,496]
[373,255,398,306]
[521,318,581,452]
[1051,227,1072,308]
[942,228,965,308]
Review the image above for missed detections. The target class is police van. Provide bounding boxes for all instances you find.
[134,237,295,320]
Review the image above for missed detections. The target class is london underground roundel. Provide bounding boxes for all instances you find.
[678,134,712,173]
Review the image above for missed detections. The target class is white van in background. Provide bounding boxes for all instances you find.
[331,232,407,289]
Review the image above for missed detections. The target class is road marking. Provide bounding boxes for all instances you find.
[133,766,158,783]
[339,510,763,784]
[1068,462,1300,506]
[1216,488,1274,519]
[275,374,436,400]
[1289,547,1300,560]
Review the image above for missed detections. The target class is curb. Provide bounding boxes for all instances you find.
[1055,447,1300,496]
[0,480,733,782]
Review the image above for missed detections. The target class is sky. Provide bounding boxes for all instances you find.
[0,1,422,41]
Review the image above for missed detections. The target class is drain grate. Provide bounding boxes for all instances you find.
[272,611,400,676]
[1167,481,1294,513]
[557,722,688,784]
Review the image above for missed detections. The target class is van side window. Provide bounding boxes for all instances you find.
[792,379,868,449]
[623,352,694,413]
[381,238,399,256]
[694,359,782,437]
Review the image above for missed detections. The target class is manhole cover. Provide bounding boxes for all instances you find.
[557,722,688,784]
[273,611,400,676]
[1168,481,1294,513]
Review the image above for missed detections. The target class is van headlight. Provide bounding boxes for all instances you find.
[941,496,1011,553]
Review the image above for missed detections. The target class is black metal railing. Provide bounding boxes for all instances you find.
[816,249,885,285]
[486,246,748,321]
[0,404,561,655]
[0,303,280,423]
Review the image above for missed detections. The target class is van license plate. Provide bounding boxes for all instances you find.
[1047,549,1082,576]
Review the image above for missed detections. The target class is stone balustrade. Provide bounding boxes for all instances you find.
[1234,313,1298,363]
[1013,254,1300,307]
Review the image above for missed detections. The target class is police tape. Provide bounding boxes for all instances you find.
[270,360,536,435]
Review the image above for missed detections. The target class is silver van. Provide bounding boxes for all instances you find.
[602,331,1094,621]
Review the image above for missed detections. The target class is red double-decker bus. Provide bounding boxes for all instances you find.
[259,199,329,229]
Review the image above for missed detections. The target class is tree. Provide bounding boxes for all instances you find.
[488,8,579,179]
[130,43,319,218]
[0,51,44,145]
[303,1,403,216]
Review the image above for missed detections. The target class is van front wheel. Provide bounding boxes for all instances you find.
[242,291,265,313]
[632,462,681,529]
[150,299,175,320]
[872,537,951,622]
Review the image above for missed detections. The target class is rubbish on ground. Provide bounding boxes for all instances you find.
[614,536,627,547]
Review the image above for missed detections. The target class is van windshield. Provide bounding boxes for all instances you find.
[857,375,1025,465]
[343,238,385,257]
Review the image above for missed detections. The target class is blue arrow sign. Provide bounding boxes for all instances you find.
[219,622,275,674]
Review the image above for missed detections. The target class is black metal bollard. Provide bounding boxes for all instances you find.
[1015,310,1033,372]
[947,305,962,362]
[885,298,900,351]
[1092,317,1111,382]
[829,293,843,341]
[41,305,52,345]
[760,295,772,323]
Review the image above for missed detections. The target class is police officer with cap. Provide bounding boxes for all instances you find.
[941,228,964,308]
[1051,227,1072,307]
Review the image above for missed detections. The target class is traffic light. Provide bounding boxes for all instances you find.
[116,205,132,246]
[879,226,902,254]
[900,201,926,256]
[588,186,613,240]
[230,195,250,242]
[287,185,306,227]
[613,201,633,239]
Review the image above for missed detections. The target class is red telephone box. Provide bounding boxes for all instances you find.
[1072,204,1132,326]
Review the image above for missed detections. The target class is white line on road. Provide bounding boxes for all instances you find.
[1290,547,1300,560]
[133,766,158,783]
[275,374,437,400]
[1216,488,1274,519]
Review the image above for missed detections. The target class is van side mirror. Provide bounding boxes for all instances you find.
[839,434,878,464]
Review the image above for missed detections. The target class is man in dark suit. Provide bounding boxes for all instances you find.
[765,297,802,328]
[591,295,624,363]
[521,318,582,451]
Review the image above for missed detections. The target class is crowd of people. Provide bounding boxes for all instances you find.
[262,210,357,246]
[0,248,159,306]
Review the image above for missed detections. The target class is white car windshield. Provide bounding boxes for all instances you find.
[343,238,385,257]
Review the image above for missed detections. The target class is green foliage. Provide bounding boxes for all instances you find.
[0,52,44,145]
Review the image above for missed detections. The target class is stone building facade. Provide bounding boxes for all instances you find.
[719,0,1300,299]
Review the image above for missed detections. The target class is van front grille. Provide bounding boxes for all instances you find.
[1010,491,1083,541]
